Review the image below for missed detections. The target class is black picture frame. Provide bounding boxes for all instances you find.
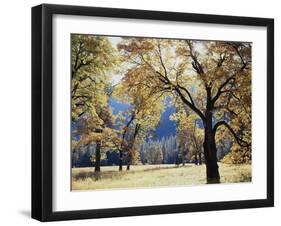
[32,3,274,222]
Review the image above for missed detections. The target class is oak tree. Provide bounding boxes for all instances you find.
[71,34,118,172]
[118,38,251,183]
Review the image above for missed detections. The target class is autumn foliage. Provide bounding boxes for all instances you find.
[71,34,252,184]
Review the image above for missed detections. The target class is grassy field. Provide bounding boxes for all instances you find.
[71,163,251,191]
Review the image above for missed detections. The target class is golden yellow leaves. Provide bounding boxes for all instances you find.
[222,143,251,164]
[72,35,252,167]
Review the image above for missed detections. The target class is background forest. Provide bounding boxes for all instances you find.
[71,34,252,190]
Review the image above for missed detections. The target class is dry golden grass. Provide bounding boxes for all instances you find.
[71,163,251,191]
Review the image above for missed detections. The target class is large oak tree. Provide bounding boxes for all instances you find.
[118,38,251,183]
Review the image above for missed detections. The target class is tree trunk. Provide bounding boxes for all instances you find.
[119,150,123,171]
[126,151,131,170]
[194,152,198,165]
[203,112,220,183]
[95,140,101,172]
[199,152,202,165]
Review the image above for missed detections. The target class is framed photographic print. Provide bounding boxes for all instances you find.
[32,4,274,221]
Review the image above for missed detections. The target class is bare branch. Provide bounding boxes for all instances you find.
[156,43,168,78]
[174,86,205,120]
[186,40,204,74]
[214,121,250,147]
[212,42,250,105]
[177,84,195,106]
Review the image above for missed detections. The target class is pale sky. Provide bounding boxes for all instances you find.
[108,36,122,49]
[107,37,123,85]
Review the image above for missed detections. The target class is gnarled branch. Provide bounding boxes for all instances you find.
[213,121,250,148]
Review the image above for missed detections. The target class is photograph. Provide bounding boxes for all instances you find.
[71,34,252,191]
[30,3,274,221]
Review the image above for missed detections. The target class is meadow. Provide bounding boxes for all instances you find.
[72,163,251,190]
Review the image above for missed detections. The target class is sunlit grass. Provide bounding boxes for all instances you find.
[71,163,251,191]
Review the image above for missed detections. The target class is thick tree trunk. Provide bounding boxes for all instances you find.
[119,150,123,171]
[95,140,101,172]
[203,112,220,184]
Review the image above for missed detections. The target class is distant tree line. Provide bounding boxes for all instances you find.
[72,135,233,168]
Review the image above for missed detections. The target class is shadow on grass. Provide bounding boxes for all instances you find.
[72,171,114,181]
[142,164,191,172]
[72,165,192,181]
